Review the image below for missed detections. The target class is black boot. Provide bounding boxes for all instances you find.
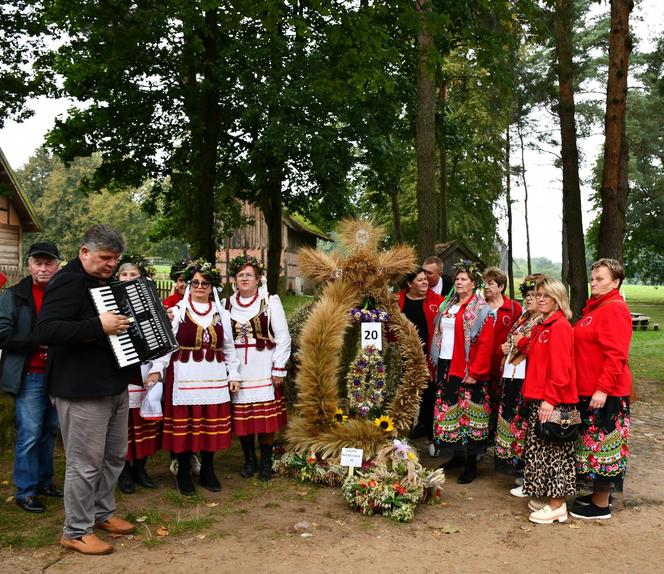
[199,451,221,492]
[118,462,135,494]
[133,457,158,489]
[438,454,465,471]
[457,455,478,484]
[259,443,274,482]
[176,452,195,496]
[239,436,258,479]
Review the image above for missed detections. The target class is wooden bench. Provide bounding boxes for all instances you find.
[631,314,650,330]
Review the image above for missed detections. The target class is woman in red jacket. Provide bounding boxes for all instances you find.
[398,267,444,441]
[514,276,577,524]
[430,261,494,484]
[570,259,632,520]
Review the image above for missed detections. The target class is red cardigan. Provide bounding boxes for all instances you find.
[489,295,522,381]
[574,289,632,397]
[521,310,577,405]
[448,298,494,381]
[399,288,444,379]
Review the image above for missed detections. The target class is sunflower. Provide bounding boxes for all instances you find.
[374,415,395,432]
[334,408,348,424]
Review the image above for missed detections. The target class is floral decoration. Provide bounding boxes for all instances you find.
[118,251,156,279]
[346,345,386,417]
[373,415,395,433]
[183,258,223,287]
[349,308,390,323]
[228,254,266,277]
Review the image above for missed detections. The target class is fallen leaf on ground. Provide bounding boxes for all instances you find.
[568,524,581,529]
[300,533,313,538]
[205,502,219,508]
[440,525,460,534]
[197,534,206,540]
[136,515,148,523]
[156,526,170,537]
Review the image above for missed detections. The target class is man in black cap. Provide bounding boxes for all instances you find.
[0,241,61,513]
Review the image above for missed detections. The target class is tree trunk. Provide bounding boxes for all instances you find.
[439,78,448,243]
[598,0,633,262]
[553,0,587,320]
[388,178,403,244]
[415,0,437,261]
[505,126,515,299]
[517,119,532,275]
[261,177,283,295]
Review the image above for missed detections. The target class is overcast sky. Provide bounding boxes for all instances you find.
[1,0,661,262]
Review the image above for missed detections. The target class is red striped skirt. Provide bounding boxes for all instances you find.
[126,409,161,460]
[232,387,287,436]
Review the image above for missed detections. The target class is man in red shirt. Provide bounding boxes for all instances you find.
[0,242,61,513]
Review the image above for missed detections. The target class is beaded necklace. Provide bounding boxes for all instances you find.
[189,295,212,316]
[235,290,259,308]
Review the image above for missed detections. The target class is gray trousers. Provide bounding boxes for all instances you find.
[54,391,128,539]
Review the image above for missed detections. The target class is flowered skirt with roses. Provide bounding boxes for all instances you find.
[494,377,528,474]
[575,395,630,493]
[433,359,491,455]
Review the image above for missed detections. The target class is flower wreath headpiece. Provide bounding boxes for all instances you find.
[118,251,156,279]
[228,254,265,277]
[519,274,542,298]
[182,258,223,288]
[452,259,484,290]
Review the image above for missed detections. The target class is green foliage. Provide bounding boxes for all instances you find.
[16,149,187,260]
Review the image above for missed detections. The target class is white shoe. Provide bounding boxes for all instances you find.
[191,455,201,476]
[510,485,529,498]
[529,503,568,524]
[428,443,437,457]
[170,459,178,476]
[528,498,547,512]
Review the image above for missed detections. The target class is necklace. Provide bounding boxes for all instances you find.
[189,295,212,316]
[236,290,259,308]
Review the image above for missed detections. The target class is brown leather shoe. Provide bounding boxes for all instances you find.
[94,516,135,535]
[60,534,113,555]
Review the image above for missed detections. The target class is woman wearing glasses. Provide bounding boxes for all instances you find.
[495,275,541,485]
[513,276,577,524]
[225,256,291,481]
[149,260,240,495]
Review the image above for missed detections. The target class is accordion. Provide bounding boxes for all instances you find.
[89,277,178,368]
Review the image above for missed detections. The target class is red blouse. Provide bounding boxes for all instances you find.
[489,295,522,381]
[448,297,494,381]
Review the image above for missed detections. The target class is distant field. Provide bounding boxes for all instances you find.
[623,284,664,303]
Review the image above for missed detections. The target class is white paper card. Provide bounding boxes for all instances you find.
[360,322,382,350]
[340,447,363,468]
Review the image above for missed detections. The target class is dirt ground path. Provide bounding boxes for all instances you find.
[3,382,664,574]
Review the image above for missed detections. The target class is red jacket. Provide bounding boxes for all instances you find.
[522,310,577,406]
[163,291,183,309]
[574,289,632,397]
[448,298,494,381]
[399,288,444,379]
[489,295,522,381]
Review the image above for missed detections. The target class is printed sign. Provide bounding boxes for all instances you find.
[360,322,382,350]
[340,447,364,468]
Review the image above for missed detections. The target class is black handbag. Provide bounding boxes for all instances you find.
[534,406,581,443]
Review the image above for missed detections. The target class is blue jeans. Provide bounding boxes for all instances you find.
[14,372,59,499]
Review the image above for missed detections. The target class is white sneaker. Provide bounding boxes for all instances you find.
[510,485,529,498]
[169,459,178,476]
[515,477,524,486]
[529,503,568,524]
[528,498,547,512]
[428,443,437,457]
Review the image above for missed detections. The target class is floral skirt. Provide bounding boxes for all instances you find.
[575,395,630,493]
[494,377,528,473]
[522,402,576,499]
[433,359,491,455]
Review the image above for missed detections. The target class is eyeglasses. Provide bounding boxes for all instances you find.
[535,293,553,300]
[236,273,256,279]
[190,280,211,288]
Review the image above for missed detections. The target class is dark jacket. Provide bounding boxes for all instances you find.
[0,276,39,394]
[34,257,137,398]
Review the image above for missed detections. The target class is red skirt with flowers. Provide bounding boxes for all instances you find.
[232,385,287,436]
[575,395,630,492]
[126,408,161,460]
